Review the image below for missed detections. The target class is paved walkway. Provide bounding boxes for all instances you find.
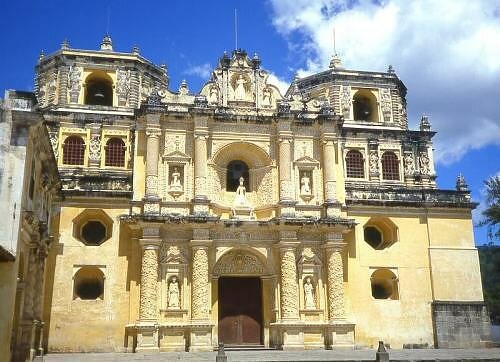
[41,348,500,361]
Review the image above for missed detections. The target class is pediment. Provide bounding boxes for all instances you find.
[163,149,191,162]
[294,155,319,167]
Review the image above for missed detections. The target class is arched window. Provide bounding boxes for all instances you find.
[381,152,400,180]
[63,136,85,165]
[226,160,250,192]
[105,138,125,167]
[345,150,365,178]
[353,90,379,122]
[371,269,399,300]
[84,72,113,106]
[73,266,105,300]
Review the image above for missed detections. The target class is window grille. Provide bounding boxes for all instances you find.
[62,136,85,165]
[346,150,365,178]
[105,138,125,167]
[381,152,400,180]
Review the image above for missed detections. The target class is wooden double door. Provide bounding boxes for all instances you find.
[218,277,262,345]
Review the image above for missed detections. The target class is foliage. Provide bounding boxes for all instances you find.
[479,175,500,240]
[478,245,500,324]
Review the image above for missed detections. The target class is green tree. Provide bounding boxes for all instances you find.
[480,175,500,241]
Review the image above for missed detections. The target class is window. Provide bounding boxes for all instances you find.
[73,266,104,300]
[345,150,365,178]
[105,138,125,167]
[84,72,113,106]
[381,151,400,180]
[226,160,250,191]
[364,226,383,249]
[63,136,85,165]
[371,269,399,300]
[353,90,379,122]
[363,217,398,250]
[81,220,107,245]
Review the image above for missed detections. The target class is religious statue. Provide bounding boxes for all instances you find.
[234,75,246,100]
[167,276,180,308]
[300,173,311,195]
[234,177,247,206]
[262,87,272,106]
[304,277,315,309]
[209,86,218,104]
[170,167,182,190]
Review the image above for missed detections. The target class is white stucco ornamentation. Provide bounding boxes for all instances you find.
[191,246,209,320]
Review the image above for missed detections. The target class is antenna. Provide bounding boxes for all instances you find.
[234,8,238,50]
[106,4,111,35]
[333,26,337,55]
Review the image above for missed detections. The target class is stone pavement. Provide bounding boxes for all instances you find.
[40,348,500,361]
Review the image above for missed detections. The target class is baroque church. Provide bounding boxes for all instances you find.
[0,35,491,359]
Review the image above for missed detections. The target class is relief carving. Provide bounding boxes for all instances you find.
[381,88,392,122]
[88,135,101,161]
[213,250,265,276]
[419,152,430,175]
[191,247,209,320]
[342,86,351,119]
[280,248,299,319]
[404,152,415,175]
[139,247,159,320]
[67,65,82,103]
[369,150,379,174]
[117,69,131,106]
[326,248,345,320]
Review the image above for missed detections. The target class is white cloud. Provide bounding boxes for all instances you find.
[267,72,290,96]
[268,0,500,164]
[184,63,212,79]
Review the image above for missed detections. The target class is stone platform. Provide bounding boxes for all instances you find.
[39,348,500,361]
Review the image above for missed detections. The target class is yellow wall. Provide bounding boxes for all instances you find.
[0,261,17,361]
[47,206,133,352]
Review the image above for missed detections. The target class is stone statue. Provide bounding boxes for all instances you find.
[300,173,311,195]
[304,277,315,309]
[235,75,246,100]
[262,87,272,106]
[170,167,182,190]
[234,177,247,206]
[209,86,218,104]
[168,276,180,308]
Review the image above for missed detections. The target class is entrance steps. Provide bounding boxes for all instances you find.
[218,344,274,351]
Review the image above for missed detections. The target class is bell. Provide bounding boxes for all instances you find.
[94,91,105,99]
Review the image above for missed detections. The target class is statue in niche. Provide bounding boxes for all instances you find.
[234,177,248,206]
[170,167,182,191]
[262,87,272,107]
[304,277,316,309]
[300,172,312,195]
[167,276,180,308]
[234,75,247,100]
[209,86,219,104]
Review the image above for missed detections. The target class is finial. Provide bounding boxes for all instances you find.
[420,114,431,132]
[38,51,45,61]
[253,52,259,60]
[456,173,469,191]
[132,45,140,54]
[179,79,189,95]
[100,34,113,51]
[61,39,70,50]
[387,65,395,74]
[329,53,343,69]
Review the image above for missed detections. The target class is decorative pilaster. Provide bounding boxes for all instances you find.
[322,135,341,217]
[189,228,213,351]
[144,124,161,214]
[88,124,102,168]
[279,245,299,320]
[279,135,296,216]
[368,139,379,182]
[136,227,160,352]
[193,119,209,214]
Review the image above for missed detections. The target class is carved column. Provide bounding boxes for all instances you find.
[87,123,102,168]
[322,135,341,217]
[193,119,209,214]
[278,231,299,321]
[144,118,161,214]
[324,234,347,321]
[136,227,160,352]
[189,229,213,351]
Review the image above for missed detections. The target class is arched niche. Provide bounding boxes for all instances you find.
[84,71,114,106]
[212,248,271,277]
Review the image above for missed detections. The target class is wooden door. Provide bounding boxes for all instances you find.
[218,277,262,345]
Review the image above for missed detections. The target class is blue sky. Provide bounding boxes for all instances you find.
[1,0,499,244]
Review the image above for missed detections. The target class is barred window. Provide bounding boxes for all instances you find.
[63,136,85,165]
[345,150,365,178]
[105,138,125,167]
[381,152,400,180]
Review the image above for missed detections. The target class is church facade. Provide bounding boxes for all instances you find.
[5,36,490,356]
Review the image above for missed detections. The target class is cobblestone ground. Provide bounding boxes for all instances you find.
[41,348,500,361]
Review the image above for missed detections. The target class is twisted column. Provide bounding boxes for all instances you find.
[145,129,161,198]
[191,241,210,320]
[278,235,299,320]
[139,236,160,321]
[324,237,347,321]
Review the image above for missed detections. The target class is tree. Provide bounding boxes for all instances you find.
[480,175,500,241]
